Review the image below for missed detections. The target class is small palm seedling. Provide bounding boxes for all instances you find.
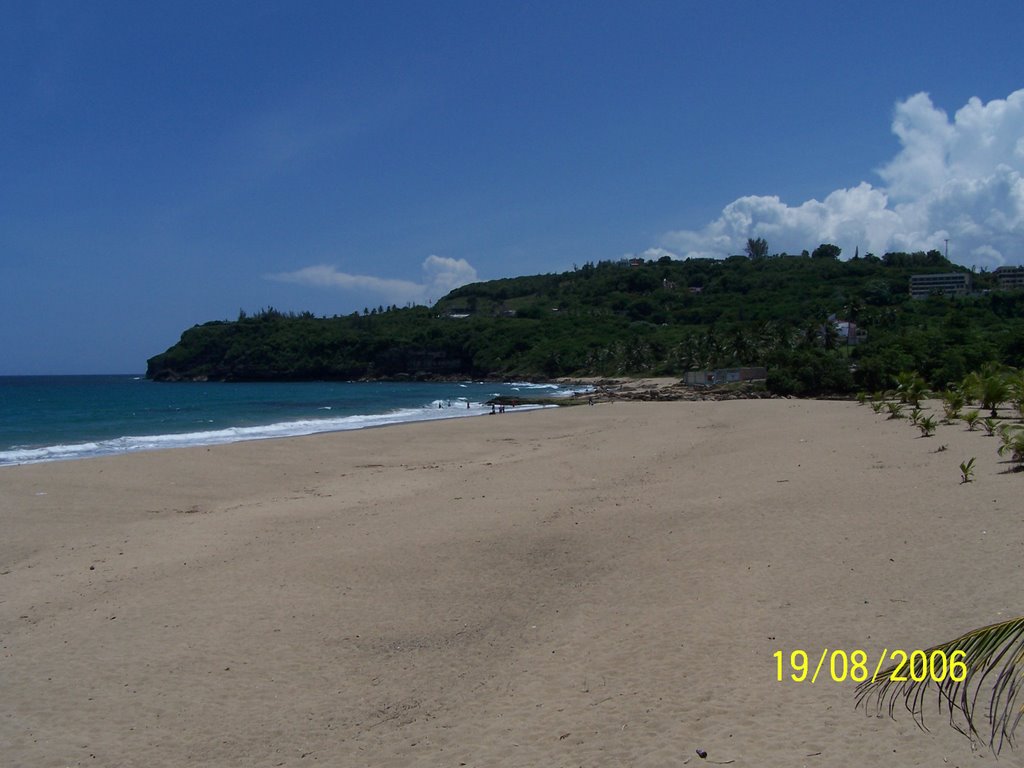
[963,410,981,431]
[961,370,982,404]
[895,370,929,406]
[941,388,965,422]
[885,402,905,420]
[917,414,938,437]
[959,457,976,484]
[909,407,924,426]
[1010,370,1024,418]
[997,426,1024,466]
[998,422,1022,448]
[982,417,1001,437]
[856,391,869,405]
[870,401,885,414]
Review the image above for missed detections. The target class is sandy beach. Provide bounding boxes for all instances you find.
[2,398,1020,767]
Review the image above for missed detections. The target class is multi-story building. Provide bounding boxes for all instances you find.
[909,272,972,299]
[994,265,1024,291]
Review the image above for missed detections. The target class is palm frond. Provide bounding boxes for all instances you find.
[855,615,1024,753]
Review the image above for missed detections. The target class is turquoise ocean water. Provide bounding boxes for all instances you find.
[0,376,581,466]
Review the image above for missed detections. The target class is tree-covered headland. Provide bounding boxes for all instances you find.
[146,245,1024,396]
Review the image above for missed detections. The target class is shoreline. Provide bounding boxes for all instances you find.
[2,398,1018,766]
[0,402,554,468]
[0,379,585,468]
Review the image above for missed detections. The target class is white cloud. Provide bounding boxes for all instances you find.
[265,255,478,304]
[637,247,678,261]
[420,254,478,298]
[661,89,1024,268]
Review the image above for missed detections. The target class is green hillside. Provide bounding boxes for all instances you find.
[146,248,1024,395]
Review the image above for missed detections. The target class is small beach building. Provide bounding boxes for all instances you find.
[829,316,867,346]
[684,367,767,387]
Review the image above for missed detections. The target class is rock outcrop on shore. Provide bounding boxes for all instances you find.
[569,377,781,403]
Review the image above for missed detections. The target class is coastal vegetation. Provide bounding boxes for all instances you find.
[147,247,1024,396]
[862,364,1024,462]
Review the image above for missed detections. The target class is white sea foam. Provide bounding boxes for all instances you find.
[505,381,560,389]
[0,400,554,467]
[505,381,595,397]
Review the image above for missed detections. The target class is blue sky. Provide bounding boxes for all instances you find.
[3,1,1023,374]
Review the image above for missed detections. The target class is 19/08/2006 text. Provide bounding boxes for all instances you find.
[774,648,967,684]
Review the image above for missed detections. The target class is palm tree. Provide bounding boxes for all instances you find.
[696,328,723,369]
[673,335,700,372]
[963,410,982,431]
[744,236,769,259]
[979,374,1010,418]
[727,326,755,365]
[823,319,840,351]
[757,319,792,353]
[856,617,1024,753]
[843,297,865,325]
[963,367,1011,418]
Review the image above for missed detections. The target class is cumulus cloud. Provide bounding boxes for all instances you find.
[419,254,478,297]
[266,255,478,304]
[661,89,1024,268]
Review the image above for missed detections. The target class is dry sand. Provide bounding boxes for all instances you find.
[2,399,1021,767]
